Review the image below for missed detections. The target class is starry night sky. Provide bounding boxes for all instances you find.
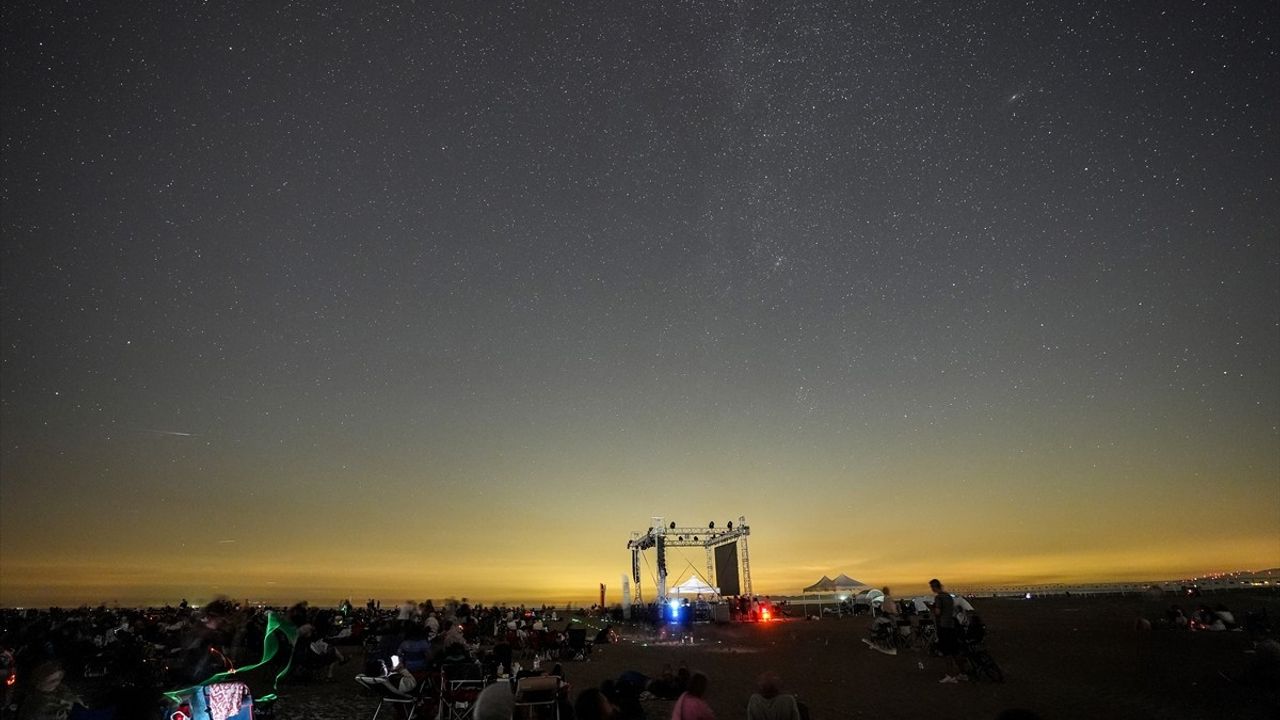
[2,1,1277,606]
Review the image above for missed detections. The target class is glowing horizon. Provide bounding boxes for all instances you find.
[3,527,1275,607]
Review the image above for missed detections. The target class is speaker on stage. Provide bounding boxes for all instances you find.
[714,543,740,596]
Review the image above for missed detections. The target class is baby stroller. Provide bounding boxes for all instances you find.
[957,614,1003,682]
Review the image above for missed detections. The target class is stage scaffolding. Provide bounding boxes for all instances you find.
[626,515,751,604]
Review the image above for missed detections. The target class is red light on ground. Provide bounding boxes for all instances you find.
[761,610,771,621]
[5,674,14,686]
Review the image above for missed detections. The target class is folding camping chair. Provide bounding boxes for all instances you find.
[356,674,424,720]
[564,628,590,661]
[181,682,253,720]
[513,675,561,720]
[437,661,486,720]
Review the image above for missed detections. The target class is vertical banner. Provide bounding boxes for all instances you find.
[621,575,632,619]
[656,534,668,600]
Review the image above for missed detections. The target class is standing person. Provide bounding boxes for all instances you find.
[930,579,964,683]
[398,600,415,625]
[671,672,715,720]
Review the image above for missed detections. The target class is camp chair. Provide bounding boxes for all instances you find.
[437,662,485,720]
[564,628,590,661]
[356,674,422,720]
[513,675,561,720]
[187,682,253,720]
[490,642,513,676]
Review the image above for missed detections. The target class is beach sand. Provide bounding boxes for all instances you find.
[281,593,1279,720]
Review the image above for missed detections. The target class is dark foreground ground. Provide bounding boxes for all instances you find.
[279,593,1279,720]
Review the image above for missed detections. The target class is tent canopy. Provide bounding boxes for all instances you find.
[670,576,719,596]
[803,574,868,593]
[803,576,836,593]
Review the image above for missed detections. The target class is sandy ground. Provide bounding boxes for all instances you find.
[278,594,1279,720]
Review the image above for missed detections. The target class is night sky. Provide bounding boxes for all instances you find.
[2,1,1277,607]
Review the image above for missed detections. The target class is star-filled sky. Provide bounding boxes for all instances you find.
[2,1,1277,607]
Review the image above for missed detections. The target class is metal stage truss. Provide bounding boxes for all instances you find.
[626,516,751,604]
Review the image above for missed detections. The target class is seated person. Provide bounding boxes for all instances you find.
[1214,604,1237,630]
[575,687,619,720]
[295,624,347,680]
[645,664,687,700]
[437,641,473,667]
[671,672,713,720]
[17,662,85,720]
[474,681,516,720]
[595,625,619,644]
[746,671,800,720]
[396,623,433,677]
[603,673,646,720]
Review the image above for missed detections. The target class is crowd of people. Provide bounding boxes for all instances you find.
[1157,602,1245,632]
[0,582,1017,719]
[0,596,612,719]
[3,580,1271,719]
[346,599,815,720]
[463,665,809,720]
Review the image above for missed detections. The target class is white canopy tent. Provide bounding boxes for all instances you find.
[670,576,719,597]
[801,574,869,615]
[831,574,867,593]
[803,574,867,596]
[802,575,837,593]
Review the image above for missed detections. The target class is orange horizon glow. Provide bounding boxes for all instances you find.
[3,530,1275,608]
